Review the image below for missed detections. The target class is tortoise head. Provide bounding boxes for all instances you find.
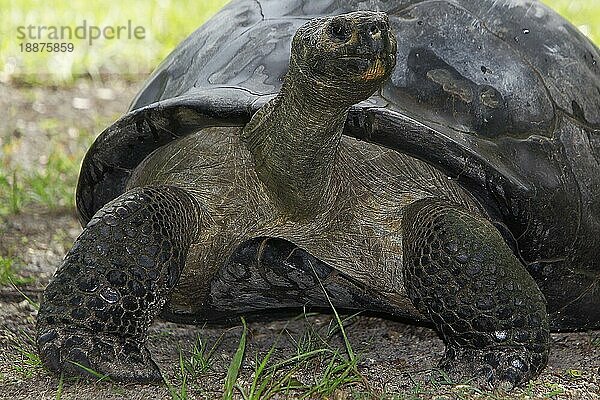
[289,11,397,105]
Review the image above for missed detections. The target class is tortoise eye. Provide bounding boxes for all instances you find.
[329,17,352,42]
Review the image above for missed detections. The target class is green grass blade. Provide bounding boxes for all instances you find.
[9,280,40,309]
[223,317,247,400]
[11,170,21,214]
[308,260,355,361]
[165,375,182,400]
[177,348,188,400]
[55,372,64,400]
[270,348,332,371]
[248,345,276,398]
[67,361,111,383]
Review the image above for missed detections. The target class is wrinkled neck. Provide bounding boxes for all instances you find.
[241,74,350,219]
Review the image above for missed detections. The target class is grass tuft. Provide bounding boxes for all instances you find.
[0,151,80,216]
[167,350,189,400]
[0,256,33,286]
[183,331,224,379]
[11,332,43,379]
[26,150,79,210]
[543,382,566,397]
[230,263,367,399]
[0,171,24,214]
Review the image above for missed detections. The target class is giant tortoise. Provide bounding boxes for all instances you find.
[37,0,600,389]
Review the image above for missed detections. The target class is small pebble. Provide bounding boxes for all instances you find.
[72,97,91,110]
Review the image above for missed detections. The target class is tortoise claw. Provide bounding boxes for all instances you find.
[439,346,547,390]
[38,328,163,383]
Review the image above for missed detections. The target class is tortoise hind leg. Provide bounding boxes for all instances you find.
[213,237,395,312]
[402,199,550,389]
[37,185,201,382]
[177,237,403,320]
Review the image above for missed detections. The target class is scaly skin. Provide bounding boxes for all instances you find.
[403,199,549,389]
[37,186,201,381]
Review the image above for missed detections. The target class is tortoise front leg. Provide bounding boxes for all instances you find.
[402,199,550,389]
[37,185,201,382]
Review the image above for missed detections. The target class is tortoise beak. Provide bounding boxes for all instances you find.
[355,14,397,80]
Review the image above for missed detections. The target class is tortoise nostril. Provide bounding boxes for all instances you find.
[369,24,380,36]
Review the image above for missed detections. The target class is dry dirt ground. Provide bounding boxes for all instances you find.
[0,80,599,399]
